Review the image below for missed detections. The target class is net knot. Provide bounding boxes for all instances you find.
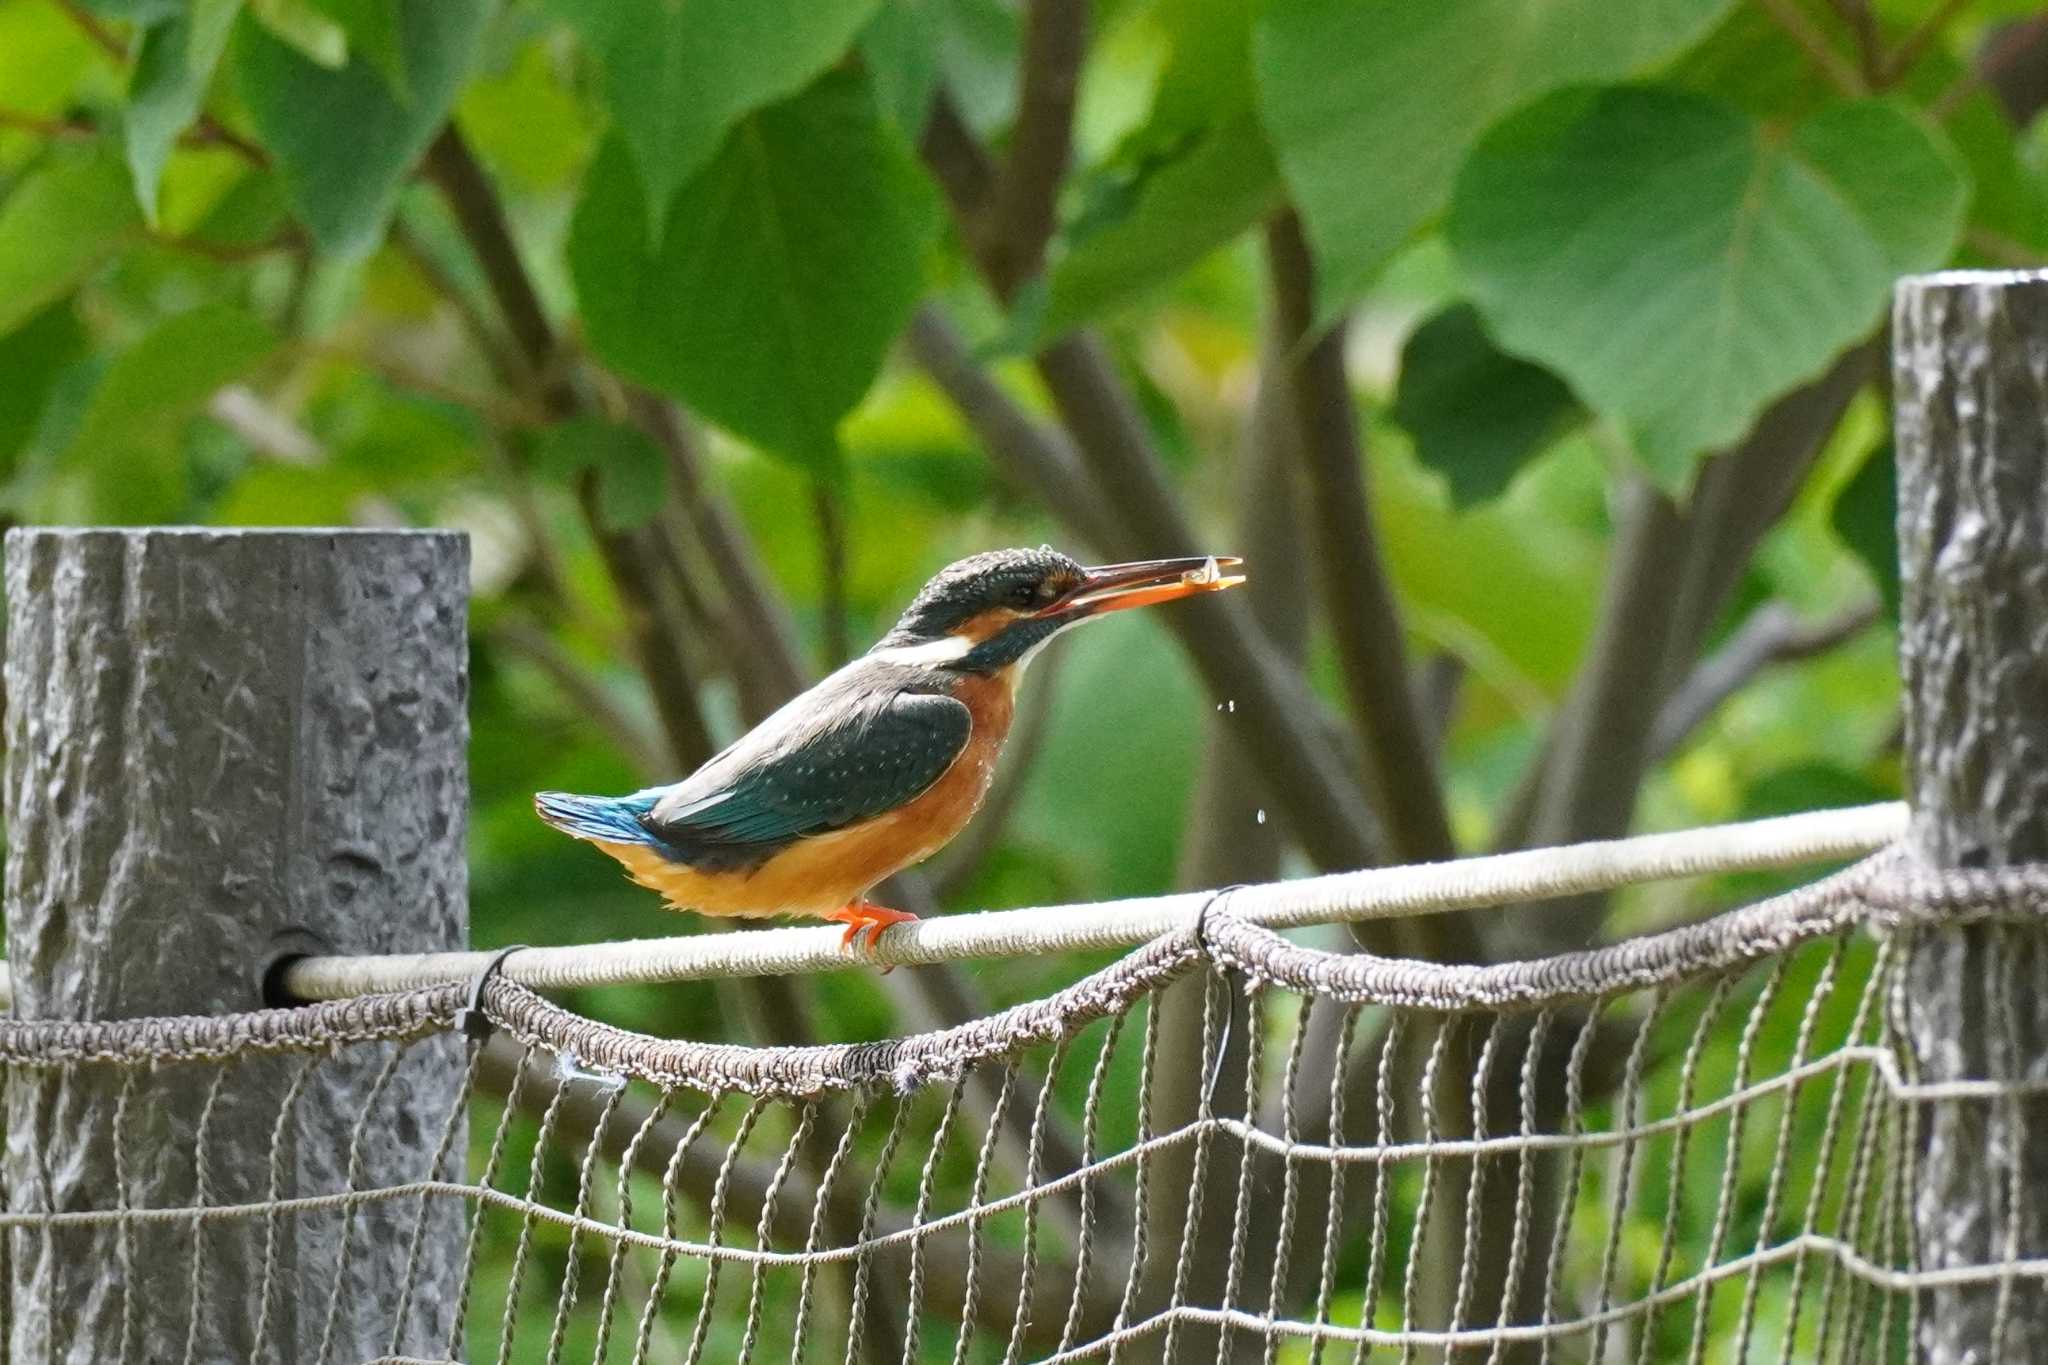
[456,944,527,1043]
[1189,883,1244,964]
[1853,847,2048,930]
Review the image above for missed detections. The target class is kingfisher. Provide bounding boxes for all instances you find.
[536,547,1245,950]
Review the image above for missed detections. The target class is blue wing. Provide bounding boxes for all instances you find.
[642,688,973,869]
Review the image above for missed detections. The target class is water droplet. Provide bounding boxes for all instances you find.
[1255,808,1266,825]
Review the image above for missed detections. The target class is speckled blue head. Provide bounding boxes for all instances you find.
[881,547,1086,645]
[870,547,1244,677]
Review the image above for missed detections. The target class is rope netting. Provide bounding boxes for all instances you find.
[7,837,2048,1362]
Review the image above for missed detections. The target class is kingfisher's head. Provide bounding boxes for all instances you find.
[870,546,1245,674]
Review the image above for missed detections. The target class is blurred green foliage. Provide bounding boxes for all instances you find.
[0,0,2042,1353]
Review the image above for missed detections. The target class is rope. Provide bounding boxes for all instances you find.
[233,802,1908,1004]
[17,839,2041,1102]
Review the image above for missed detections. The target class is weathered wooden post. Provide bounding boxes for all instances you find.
[1894,270,2048,1359]
[2,529,469,1360]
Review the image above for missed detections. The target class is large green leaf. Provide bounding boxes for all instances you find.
[553,0,879,239]
[568,68,939,469]
[0,299,86,472]
[64,303,276,521]
[1253,0,1731,316]
[1392,304,1579,509]
[125,0,244,224]
[0,144,141,338]
[236,0,489,257]
[1447,89,1964,489]
[1042,113,1280,336]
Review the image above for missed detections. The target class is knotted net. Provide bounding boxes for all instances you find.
[5,846,2048,1362]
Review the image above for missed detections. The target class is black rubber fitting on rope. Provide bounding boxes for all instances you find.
[456,944,527,1043]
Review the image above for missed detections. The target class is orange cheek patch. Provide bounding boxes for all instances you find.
[955,607,1025,645]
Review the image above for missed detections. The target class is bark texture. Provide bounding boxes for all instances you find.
[1894,271,2048,1362]
[2,528,469,1362]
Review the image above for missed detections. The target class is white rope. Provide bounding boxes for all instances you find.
[247,802,1907,1003]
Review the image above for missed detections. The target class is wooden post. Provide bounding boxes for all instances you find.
[2,529,469,1360]
[1894,270,2048,1359]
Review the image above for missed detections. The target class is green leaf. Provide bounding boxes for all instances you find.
[1831,439,1899,622]
[533,418,671,533]
[0,299,86,472]
[1392,304,1579,509]
[237,0,489,257]
[75,0,183,21]
[1253,0,1732,316]
[553,0,880,239]
[247,0,347,67]
[1447,90,1964,489]
[568,68,940,470]
[1042,114,1280,336]
[0,143,141,338]
[125,0,244,224]
[307,0,407,98]
[64,303,276,521]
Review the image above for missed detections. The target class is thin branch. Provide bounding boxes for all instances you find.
[919,91,997,223]
[928,639,1069,898]
[812,479,850,668]
[904,307,1126,552]
[204,385,322,464]
[1823,0,1883,86]
[0,108,94,139]
[1755,0,1868,95]
[52,0,267,165]
[292,338,550,431]
[622,389,809,707]
[1654,342,1880,685]
[1649,597,1881,761]
[1972,16,2048,124]
[1418,652,1466,757]
[388,218,531,396]
[55,0,123,60]
[1882,0,1973,86]
[488,617,669,777]
[1493,479,1690,953]
[1265,210,1456,865]
[419,126,571,414]
[980,0,1089,296]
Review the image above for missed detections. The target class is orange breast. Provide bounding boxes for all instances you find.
[599,674,1018,921]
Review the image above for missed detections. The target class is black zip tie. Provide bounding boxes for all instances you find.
[456,944,527,1044]
[1195,885,1244,1110]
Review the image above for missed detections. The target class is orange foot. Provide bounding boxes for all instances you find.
[825,900,920,954]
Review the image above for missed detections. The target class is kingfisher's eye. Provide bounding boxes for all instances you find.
[1008,582,1040,608]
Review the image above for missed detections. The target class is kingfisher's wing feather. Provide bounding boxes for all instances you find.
[643,690,972,859]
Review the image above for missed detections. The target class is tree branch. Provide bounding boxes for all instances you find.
[1755,0,1868,95]
[904,308,1127,552]
[812,479,851,669]
[1265,210,1457,865]
[487,617,669,777]
[1648,596,1881,761]
[1883,0,1973,86]
[1653,342,1880,689]
[419,127,572,414]
[979,0,1090,296]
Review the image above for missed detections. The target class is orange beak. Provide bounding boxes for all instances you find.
[1037,555,1247,620]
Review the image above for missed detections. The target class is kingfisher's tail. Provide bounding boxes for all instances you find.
[534,789,663,844]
